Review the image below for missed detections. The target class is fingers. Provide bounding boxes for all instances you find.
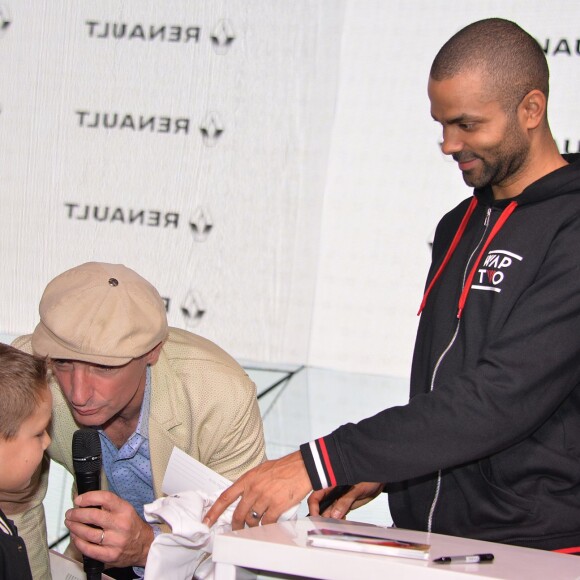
[231,496,255,530]
[350,482,385,511]
[65,519,103,546]
[205,451,312,530]
[237,501,285,528]
[65,513,113,565]
[307,489,328,516]
[325,490,357,519]
[66,506,107,529]
[260,504,286,526]
[321,482,385,519]
[68,492,154,567]
[228,485,267,530]
[203,482,244,528]
[75,490,121,510]
[242,503,266,529]
[69,530,112,563]
[65,506,113,564]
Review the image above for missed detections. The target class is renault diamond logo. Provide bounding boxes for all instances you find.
[189,207,213,242]
[181,290,206,328]
[199,111,224,147]
[210,19,235,55]
[0,5,11,37]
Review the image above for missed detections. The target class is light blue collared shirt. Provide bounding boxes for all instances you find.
[98,367,156,578]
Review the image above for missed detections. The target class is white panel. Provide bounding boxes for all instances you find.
[0,0,344,365]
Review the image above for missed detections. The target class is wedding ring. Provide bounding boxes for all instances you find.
[250,510,261,520]
[99,529,105,545]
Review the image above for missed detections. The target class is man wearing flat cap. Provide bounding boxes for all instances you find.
[1,262,265,579]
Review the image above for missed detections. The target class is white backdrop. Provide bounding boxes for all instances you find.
[1,1,579,377]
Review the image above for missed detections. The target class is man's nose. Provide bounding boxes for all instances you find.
[440,127,463,156]
[69,366,91,406]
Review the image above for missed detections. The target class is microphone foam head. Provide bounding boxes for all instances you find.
[72,428,102,473]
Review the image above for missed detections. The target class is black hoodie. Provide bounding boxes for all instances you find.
[301,154,580,550]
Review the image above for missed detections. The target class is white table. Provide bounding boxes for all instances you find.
[212,517,580,580]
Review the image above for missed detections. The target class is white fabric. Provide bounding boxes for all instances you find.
[143,490,298,580]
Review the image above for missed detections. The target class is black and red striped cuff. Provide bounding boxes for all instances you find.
[553,547,580,555]
[300,437,338,490]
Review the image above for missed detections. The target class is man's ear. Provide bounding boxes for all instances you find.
[518,89,546,130]
[145,342,163,365]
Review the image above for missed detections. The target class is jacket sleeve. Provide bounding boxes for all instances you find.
[199,371,266,482]
[302,209,580,488]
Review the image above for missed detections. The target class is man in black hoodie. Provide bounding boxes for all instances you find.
[205,18,580,552]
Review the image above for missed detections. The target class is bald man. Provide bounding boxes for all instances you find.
[205,18,580,552]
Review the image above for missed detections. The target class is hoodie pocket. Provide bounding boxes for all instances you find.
[471,458,536,525]
[479,458,535,516]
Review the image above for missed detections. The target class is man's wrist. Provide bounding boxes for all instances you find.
[137,521,156,566]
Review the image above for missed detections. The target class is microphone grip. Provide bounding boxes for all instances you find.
[72,428,104,579]
[75,471,104,578]
[76,471,101,495]
[81,543,104,579]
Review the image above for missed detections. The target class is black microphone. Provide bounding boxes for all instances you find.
[72,428,105,580]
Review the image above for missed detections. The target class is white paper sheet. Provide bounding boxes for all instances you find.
[162,447,232,496]
[161,447,299,520]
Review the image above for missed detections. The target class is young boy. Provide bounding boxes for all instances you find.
[0,343,51,580]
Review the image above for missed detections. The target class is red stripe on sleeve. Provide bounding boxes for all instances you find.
[553,547,580,554]
[317,437,337,487]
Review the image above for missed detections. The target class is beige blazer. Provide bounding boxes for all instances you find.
[3,328,266,579]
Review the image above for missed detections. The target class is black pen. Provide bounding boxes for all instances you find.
[434,553,494,564]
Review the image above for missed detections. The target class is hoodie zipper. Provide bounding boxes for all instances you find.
[426,206,492,532]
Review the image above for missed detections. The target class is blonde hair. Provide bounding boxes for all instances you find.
[0,343,49,439]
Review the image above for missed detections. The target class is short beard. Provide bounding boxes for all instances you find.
[463,117,529,189]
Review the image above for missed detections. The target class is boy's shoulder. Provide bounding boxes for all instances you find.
[0,508,33,580]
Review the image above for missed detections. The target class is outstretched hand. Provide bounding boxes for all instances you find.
[204,450,312,530]
[65,490,154,568]
[307,482,384,519]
